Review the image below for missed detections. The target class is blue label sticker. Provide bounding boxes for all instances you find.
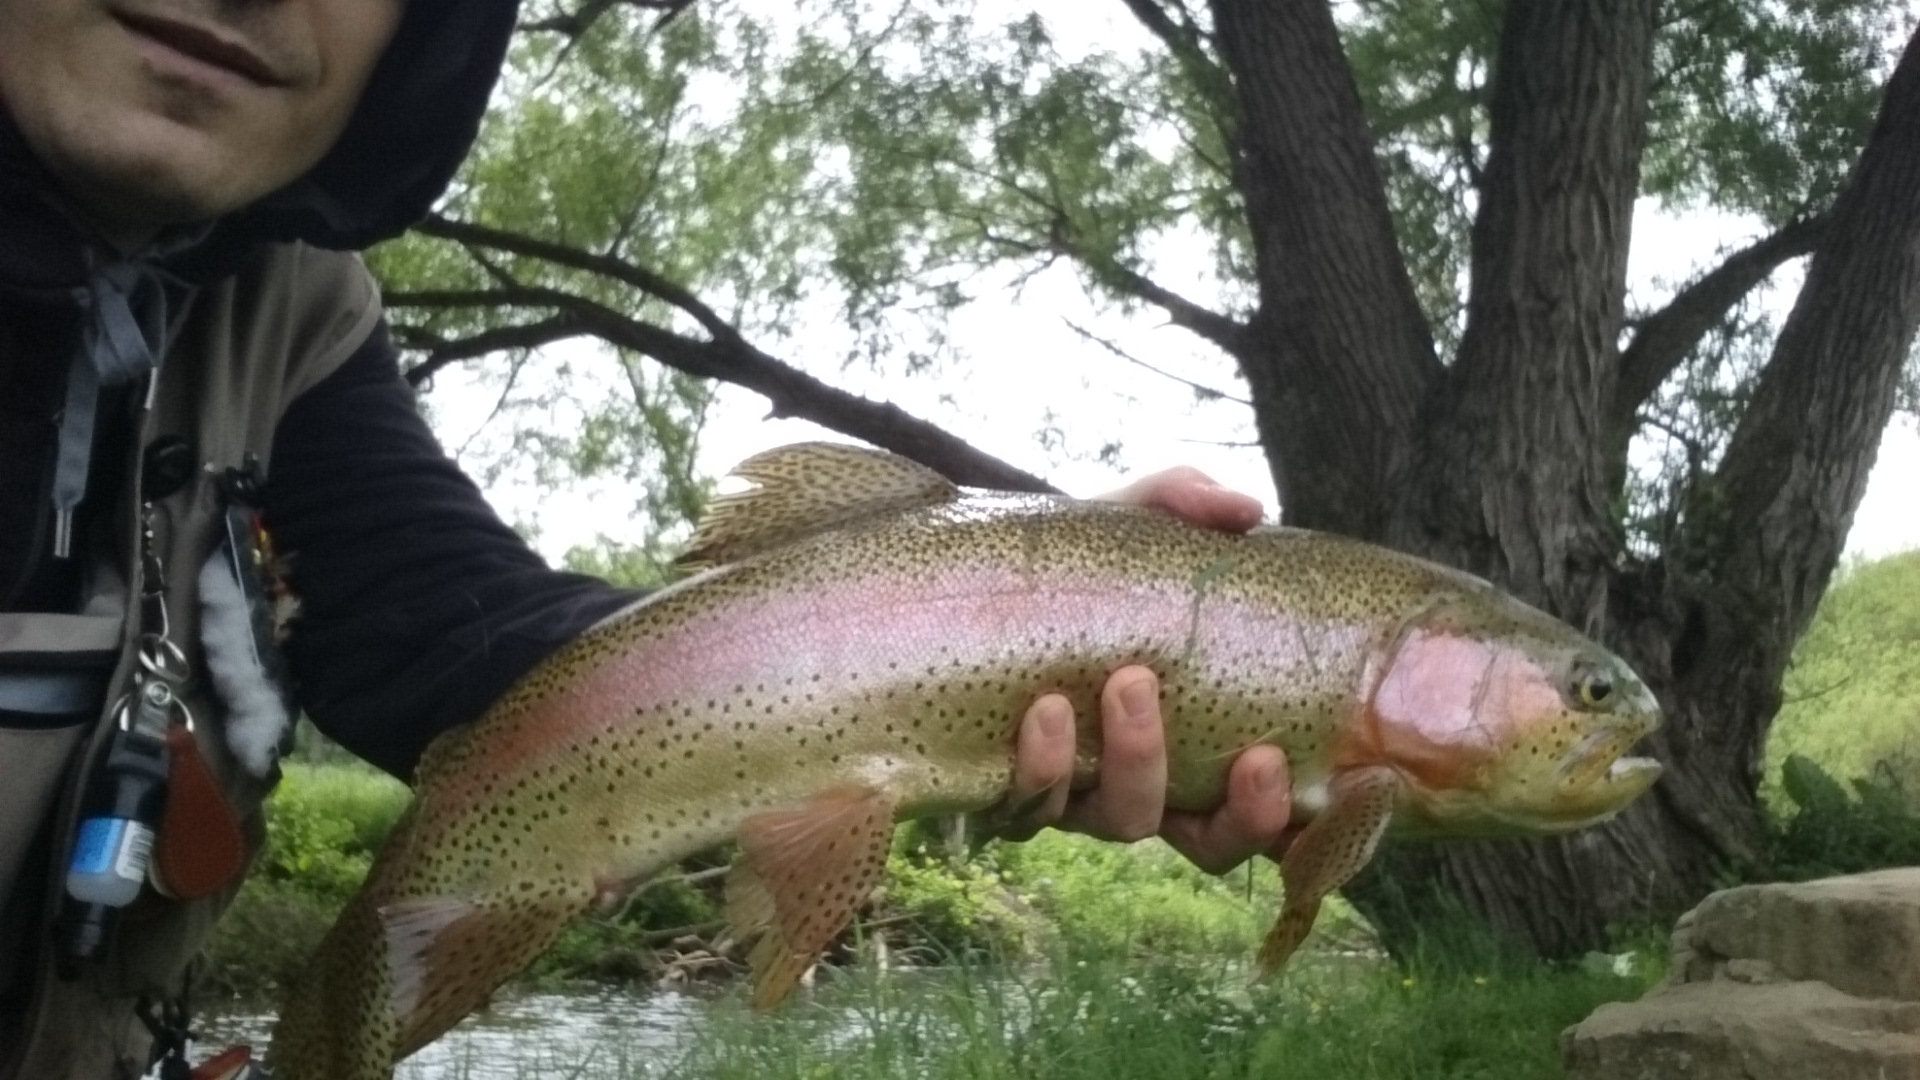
[70,817,124,876]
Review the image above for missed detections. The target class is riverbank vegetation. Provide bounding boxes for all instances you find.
[201,551,1920,1074]
[1756,550,1920,883]
[647,937,1658,1080]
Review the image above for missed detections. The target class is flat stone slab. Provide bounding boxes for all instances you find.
[1674,867,1920,1002]
[1563,978,1920,1080]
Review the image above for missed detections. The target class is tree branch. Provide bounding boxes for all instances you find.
[1117,0,1202,57]
[1061,318,1249,405]
[415,214,741,344]
[390,314,590,387]
[1117,0,1237,130]
[518,0,692,36]
[1614,213,1832,425]
[1054,238,1250,354]
[382,286,1060,493]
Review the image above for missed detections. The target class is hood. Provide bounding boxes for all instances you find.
[0,0,521,286]
[223,0,522,252]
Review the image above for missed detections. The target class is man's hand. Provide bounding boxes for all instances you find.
[1003,467,1295,872]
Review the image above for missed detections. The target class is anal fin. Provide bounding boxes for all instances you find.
[379,885,593,1058]
[1257,765,1400,977]
[725,784,898,1009]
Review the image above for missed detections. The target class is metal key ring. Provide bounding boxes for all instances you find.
[139,634,190,684]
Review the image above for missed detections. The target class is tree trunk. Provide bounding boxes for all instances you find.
[1391,0,1656,626]
[1207,0,1439,538]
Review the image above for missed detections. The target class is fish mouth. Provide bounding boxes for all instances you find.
[1598,754,1663,796]
[1545,743,1662,828]
[1557,726,1657,785]
[1606,755,1660,781]
[1398,748,1663,838]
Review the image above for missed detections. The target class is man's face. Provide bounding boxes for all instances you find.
[0,0,402,247]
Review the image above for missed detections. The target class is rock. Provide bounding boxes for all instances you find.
[1563,979,1920,1080]
[1678,869,1920,1002]
[1565,869,1920,1080]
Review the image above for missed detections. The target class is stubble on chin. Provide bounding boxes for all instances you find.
[6,33,269,244]
[33,96,257,246]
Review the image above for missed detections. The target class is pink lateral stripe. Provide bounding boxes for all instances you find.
[461,560,1339,783]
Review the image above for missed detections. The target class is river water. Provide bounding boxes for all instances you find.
[197,988,714,1078]
[193,951,1386,1077]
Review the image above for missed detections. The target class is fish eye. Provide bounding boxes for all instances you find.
[1573,672,1614,708]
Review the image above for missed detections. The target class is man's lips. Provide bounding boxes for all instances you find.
[114,11,285,87]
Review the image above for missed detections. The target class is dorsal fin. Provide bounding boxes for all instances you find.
[677,442,959,569]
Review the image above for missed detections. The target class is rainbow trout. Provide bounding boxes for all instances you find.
[268,443,1661,1079]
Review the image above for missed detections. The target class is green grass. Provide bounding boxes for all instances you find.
[255,759,410,898]
[884,829,1297,962]
[412,941,1658,1080]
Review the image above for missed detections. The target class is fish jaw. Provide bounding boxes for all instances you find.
[1538,749,1663,830]
[1399,751,1661,837]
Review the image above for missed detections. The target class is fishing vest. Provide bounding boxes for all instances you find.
[0,243,381,1080]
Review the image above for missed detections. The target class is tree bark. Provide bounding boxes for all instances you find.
[1207,0,1439,538]
[1391,0,1657,626]
[1332,0,1679,958]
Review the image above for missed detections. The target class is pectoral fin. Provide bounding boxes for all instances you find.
[726,784,898,1009]
[1257,765,1400,976]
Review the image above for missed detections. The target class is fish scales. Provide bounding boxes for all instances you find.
[270,443,1662,1080]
